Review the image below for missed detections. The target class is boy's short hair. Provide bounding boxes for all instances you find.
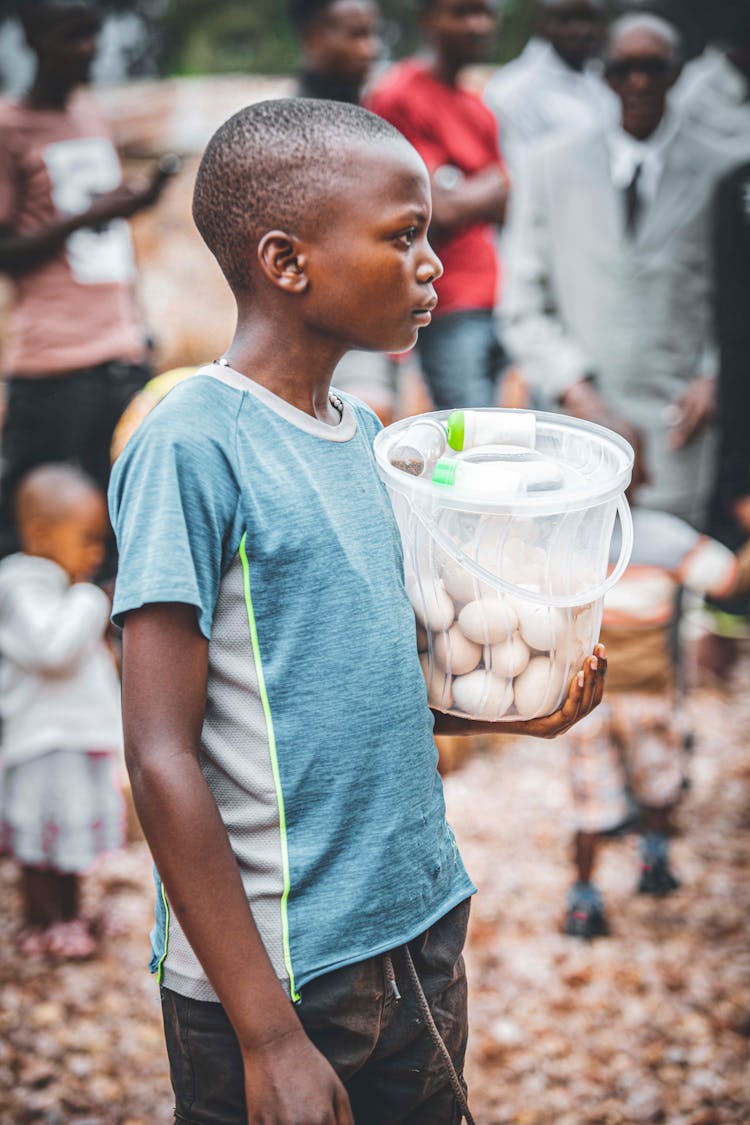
[192,97,406,295]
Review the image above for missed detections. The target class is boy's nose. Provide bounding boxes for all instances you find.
[418,247,443,283]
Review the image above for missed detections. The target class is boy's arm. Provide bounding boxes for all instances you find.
[122,603,353,1125]
[432,646,606,739]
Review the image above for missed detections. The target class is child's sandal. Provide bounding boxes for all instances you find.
[17,927,49,958]
[44,918,97,961]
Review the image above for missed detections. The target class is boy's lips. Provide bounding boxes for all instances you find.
[412,298,438,324]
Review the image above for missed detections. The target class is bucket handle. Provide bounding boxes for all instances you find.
[411,493,634,609]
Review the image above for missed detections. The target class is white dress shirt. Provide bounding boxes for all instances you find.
[605,109,679,208]
[485,41,618,177]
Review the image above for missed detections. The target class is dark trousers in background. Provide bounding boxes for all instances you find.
[161,899,471,1125]
[417,308,508,411]
[0,359,151,564]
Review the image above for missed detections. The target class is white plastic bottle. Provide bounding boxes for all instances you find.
[446,409,536,452]
[431,458,524,498]
[388,419,447,477]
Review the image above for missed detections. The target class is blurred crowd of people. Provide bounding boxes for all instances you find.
[0,0,748,962]
[291,0,750,939]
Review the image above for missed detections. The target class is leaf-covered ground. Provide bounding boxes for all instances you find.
[1,671,748,1124]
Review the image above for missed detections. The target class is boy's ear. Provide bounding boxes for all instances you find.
[257,230,309,294]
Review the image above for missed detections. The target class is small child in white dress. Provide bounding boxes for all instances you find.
[0,464,124,959]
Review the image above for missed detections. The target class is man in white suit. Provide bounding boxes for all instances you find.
[503,14,733,527]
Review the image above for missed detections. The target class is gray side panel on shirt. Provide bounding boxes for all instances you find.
[162,550,290,1001]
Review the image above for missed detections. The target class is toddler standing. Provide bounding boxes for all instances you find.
[0,464,124,959]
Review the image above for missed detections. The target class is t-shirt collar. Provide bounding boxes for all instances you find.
[199,362,359,443]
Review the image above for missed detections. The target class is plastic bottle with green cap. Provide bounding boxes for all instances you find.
[432,458,524,498]
[446,409,536,452]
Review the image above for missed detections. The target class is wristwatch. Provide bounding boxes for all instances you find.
[433,164,463,191]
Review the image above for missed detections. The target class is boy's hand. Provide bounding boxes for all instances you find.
[431,644,606,739]
[503,645,606,739]
[242,1027,353,1124]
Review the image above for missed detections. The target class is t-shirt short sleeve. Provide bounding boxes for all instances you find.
[109,386,242,638]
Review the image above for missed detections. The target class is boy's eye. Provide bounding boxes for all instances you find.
[395,227,418,248]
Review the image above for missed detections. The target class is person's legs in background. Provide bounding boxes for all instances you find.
[416,309,507,411]
[618,696,684,896]
[565,702,627,939]
[0,359,150,568]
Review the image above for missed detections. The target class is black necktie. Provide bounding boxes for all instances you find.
[624,162,643,237]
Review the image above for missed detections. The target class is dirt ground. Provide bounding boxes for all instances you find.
[0,663,748,1125]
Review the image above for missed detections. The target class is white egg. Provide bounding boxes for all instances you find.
[452,669,514,719]
[439,551,494,603]
[419,653,453,711]
[513,656,567,719]
[407,575,455,632]
[458,597,518,645]
[487,633,531,678]
[481,531,521,576]
[432,625,483,676]
[516,602,569,652]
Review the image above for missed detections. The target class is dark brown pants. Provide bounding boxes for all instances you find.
[161,899,471,1125]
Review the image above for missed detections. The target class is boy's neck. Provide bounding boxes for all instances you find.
[221,315,347,424]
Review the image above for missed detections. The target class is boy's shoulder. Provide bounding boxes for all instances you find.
[117,369,241,455]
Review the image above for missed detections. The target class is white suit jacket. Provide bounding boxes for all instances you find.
[503,121,734,526]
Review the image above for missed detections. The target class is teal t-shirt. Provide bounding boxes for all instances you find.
[109,364,475,1002]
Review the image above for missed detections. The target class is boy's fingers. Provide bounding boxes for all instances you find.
[537,669,583,737]
[579,655,599,715]
[593,658,607,709]
[592,644,607,709]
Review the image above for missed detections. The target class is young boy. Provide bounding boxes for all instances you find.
[110,98,605,1124]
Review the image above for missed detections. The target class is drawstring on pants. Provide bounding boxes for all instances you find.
[383,946,477,1125]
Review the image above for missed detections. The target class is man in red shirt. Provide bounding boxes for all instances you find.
[368,0,509,409]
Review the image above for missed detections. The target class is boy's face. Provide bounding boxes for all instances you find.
[31,491,109,583]
[301,140,442,354]
[305,0,381,88]
[28,4,101,88]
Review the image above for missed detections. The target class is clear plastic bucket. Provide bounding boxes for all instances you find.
[374,409,634,720]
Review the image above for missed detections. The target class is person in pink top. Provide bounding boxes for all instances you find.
[368,0,510,410]
[0,1,172,566]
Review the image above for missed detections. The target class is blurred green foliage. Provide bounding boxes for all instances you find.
[161,0,537,77]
